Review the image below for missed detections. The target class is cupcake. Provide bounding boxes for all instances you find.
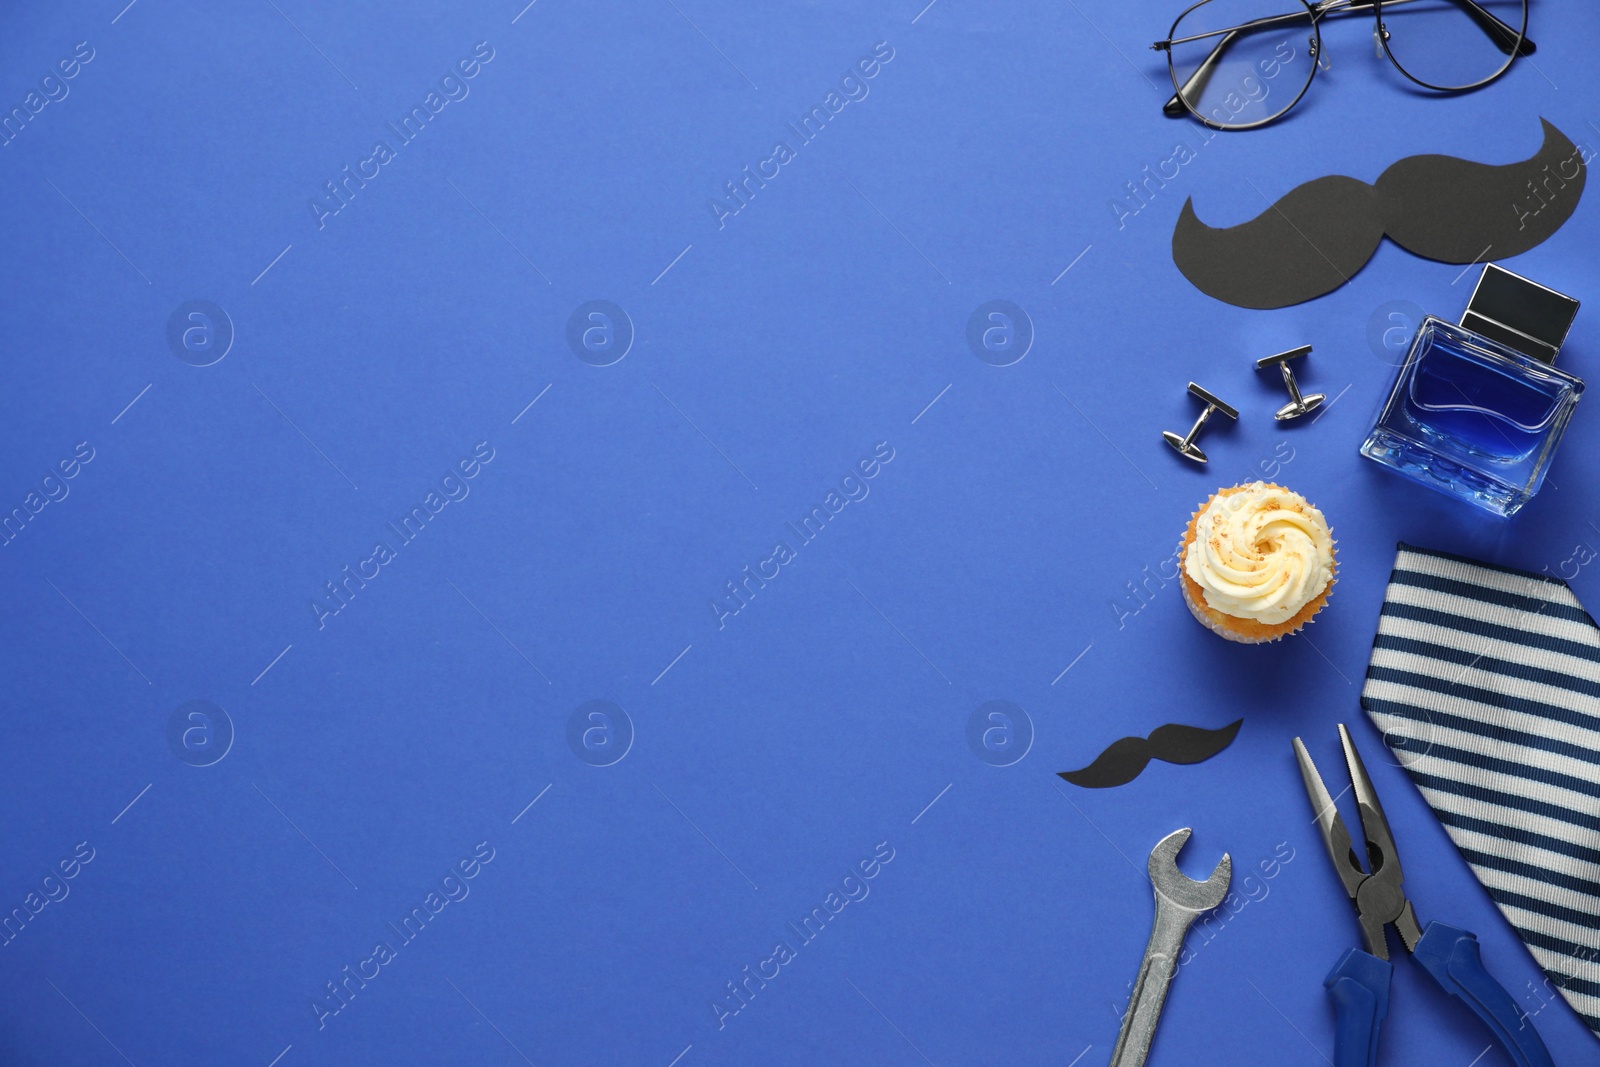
[1178,482,1335,644]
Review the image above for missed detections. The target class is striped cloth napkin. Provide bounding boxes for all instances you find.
[1362,542,1600,1039]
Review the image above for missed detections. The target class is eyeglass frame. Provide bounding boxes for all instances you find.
[1151,0,1534,132]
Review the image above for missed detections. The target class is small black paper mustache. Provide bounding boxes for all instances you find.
[1057,719,1242,789]
[1172,119,1588,310]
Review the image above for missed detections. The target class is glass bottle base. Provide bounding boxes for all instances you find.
[1360,428,1529,518]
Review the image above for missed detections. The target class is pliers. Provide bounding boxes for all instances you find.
[1292,725,1554,1067]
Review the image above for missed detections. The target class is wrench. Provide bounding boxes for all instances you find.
[1109,828,1232,1067]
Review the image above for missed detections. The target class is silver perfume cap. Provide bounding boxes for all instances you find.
[1461,264,1581,364]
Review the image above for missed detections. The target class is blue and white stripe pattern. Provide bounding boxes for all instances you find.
[1362,543,1600,1038]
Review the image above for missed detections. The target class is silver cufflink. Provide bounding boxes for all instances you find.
[1256,345,1324,421]
[1163,383,1238,464]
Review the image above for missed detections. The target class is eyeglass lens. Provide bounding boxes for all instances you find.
[1377,0,1524,90]
[1168,0,1318,128]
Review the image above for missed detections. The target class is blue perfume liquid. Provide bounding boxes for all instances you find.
[1361,318,1584,517]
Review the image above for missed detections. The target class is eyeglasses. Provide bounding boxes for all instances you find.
[1152,0,1533,131]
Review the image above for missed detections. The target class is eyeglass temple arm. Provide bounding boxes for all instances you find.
[1327,0,1533,56]
[1156,14,1296,119]
[1436,0,1536,56]
[1160,27,1239,116]
[1156,0,1534,120]
[1356,0,1535,56]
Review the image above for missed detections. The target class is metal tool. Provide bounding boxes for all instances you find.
[1162,383,1238,464]
[1110,828,1232,1067]
[1256,345,1325,421]
[1294,726,1554,1067]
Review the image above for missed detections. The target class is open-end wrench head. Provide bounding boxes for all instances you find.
[1147,827,1232,914]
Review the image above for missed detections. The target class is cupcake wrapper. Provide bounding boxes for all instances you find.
[1179,567,1277,644]
[1178,484,1336,645]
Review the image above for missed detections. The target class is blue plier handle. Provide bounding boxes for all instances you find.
[1295,727,1554,1067]
[1325,926,1551,1067]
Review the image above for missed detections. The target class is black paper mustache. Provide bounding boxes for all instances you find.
[1172,119,1587,310]
[1057,719,1242,789]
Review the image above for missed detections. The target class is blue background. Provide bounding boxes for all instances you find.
[2,1,1597,1064]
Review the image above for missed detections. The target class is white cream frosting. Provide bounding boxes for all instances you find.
[1184,482,1334,625]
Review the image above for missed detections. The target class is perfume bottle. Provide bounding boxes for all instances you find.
[1361,265,1583,518]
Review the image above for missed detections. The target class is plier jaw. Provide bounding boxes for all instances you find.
[1293,724,1422,961]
